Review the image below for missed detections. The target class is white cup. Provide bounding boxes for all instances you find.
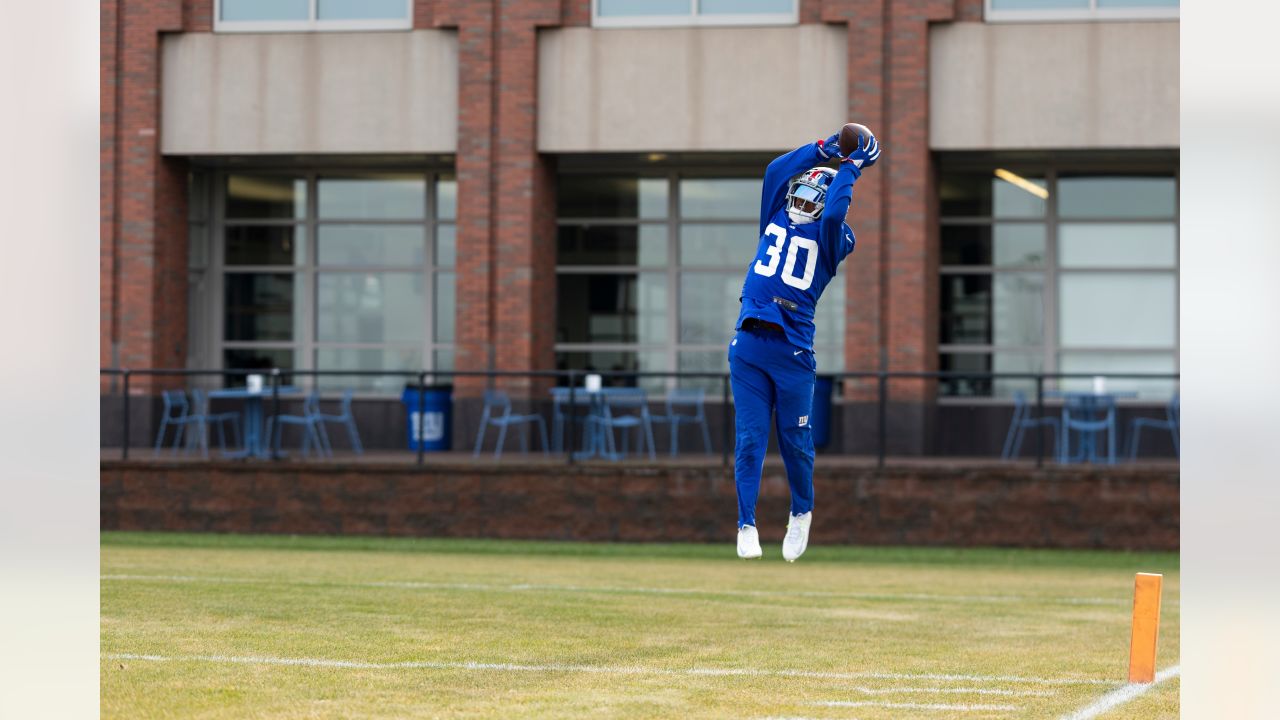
[585,373,602,393]
[246,374,264,393]
[1092,375,1107,395]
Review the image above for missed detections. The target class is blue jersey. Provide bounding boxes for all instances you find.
[735,142,860,351]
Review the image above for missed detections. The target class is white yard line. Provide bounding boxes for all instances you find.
[103,652,1113,686]
[1058,665,1180,720]
[847,686,1053,697]
[816,700,1019,711]
[101,573,1139,607]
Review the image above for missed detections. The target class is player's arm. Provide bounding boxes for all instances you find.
[758,134,842,235]
[820,132,880,259]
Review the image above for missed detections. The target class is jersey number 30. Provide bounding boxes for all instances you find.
[754,223,818,291]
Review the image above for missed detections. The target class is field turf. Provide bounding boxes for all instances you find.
[101,532,1179,719]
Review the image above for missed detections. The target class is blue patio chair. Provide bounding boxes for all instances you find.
[1060,394,1117,465]
[650,388,713,456]
[315,389,364,455]
[1126,393,1179,460]
[473,390,550,458]
[154,389,203,457]
[191,388,242,456]
[265,390,329,458]
[550,387,582,453]
[1000,390,1060,460]
[593,388,657,460]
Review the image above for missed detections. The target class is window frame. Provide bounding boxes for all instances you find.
[591,0,799,29]
[214,0,412,33]
[936,159,1179,402]
[984,0,1179,23]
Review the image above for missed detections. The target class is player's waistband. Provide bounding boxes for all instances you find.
[740,317,785,334]
[741,292,815,320]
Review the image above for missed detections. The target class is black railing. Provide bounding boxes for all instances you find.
[100,368,1180,468]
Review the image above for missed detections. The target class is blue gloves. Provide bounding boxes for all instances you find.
[844,132,880,169]
[817,133,843,160]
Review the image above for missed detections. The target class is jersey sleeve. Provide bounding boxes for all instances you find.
[759,142,828,236]
[819,162,860,262]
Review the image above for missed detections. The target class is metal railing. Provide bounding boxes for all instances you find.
[100,368,1180,468]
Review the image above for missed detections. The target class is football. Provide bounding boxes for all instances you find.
[840,122,874,155]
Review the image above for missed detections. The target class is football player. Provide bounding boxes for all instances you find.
[729,128,880,561]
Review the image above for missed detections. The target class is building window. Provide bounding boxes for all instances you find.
[985,0,1178,22]
[556,170,844,391]
[938,162,1178,400]
[215,0,411,33]
[195,169,454,394]
[592,0,798,28]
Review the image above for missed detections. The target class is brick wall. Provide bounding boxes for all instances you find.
[101,461,1179,550]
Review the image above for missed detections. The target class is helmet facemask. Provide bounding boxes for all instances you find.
[785,168,836,225]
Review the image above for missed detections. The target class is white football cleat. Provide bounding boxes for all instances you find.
[782,512,812,562]
[737,525,762,559]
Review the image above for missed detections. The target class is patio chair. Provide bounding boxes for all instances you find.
[315,389,364,455]
[154,389,201,457]
[1060,394,1117,465]
[473,390,550,458]
[593,388,657,460]
[191,388,242,456]
[1000,390,1060,460]
[649,388,713,456]
[1126,393,1179,460]
[265,390,329,458]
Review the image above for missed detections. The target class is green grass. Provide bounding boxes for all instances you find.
[102,532,1179,719]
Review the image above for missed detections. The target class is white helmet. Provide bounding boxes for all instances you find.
[786,167,838,225]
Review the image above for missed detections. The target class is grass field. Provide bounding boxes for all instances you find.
[101,532,1179,719]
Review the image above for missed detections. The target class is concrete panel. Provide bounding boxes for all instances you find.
[930,22,1178,149]
[539,26,847,152]
[162,31,458,155]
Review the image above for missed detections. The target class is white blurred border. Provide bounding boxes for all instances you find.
[1183,0,1280,716]
[0,0,100,717]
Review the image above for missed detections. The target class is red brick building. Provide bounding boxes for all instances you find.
[101,0,1179,453]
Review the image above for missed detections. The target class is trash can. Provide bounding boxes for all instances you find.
[401,384,453,451]
[810,375,836,449]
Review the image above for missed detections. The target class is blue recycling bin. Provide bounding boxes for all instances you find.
[810,375,835,449]
[401,384,453,451]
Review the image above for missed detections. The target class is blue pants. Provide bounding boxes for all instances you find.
[728,328,816,528]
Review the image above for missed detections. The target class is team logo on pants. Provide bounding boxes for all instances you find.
[798,415,808,427]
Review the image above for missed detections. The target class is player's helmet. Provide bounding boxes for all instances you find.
[786,167,838,225]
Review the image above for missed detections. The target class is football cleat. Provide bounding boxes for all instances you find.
[782,512,812,562]
[737,525,763,559]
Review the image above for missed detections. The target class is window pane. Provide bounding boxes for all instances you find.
[680,223,757,267]
[225,225,303,266]
[556,273,666,345]
[223,347,294,372]
[555,350,667,393]
[437,178,457,221]
[189,222,208,269]
[813,275,844,368]
[990,0,1089,8]
[1059,273,1176,348]
[433,349,454,374]
[558,225,667,266]
[1058,176,1176,218]
[436,224,456,267]
[224,273,298,341]
[679,272,743,344]
[700,0,793,13]
[189,172,209,221]
[940,224,1046,267]
[435,272,455,343]
[315,347,421,394]
[317,0,408,20]
[1058,223,1177,268]
[679,179,762,219]
[317,273,425,344]
[221,0,309,21]
[1057,352,1177,400]
[677,350,728,393]
[318,174,425,219]
[939,351,1042,398]
[318,225,424,266]
[225,175,306,219]
[939,273,1043,346]
[557,177,666,219]
[939,171,1046,218]
[598,0,690,17]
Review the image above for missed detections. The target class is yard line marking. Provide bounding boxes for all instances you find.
[816,700,1018,711]
[846,686,1053,697]
[1058,665,1180,720]
[101,573,1142,608]
[103,652,1114,686]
